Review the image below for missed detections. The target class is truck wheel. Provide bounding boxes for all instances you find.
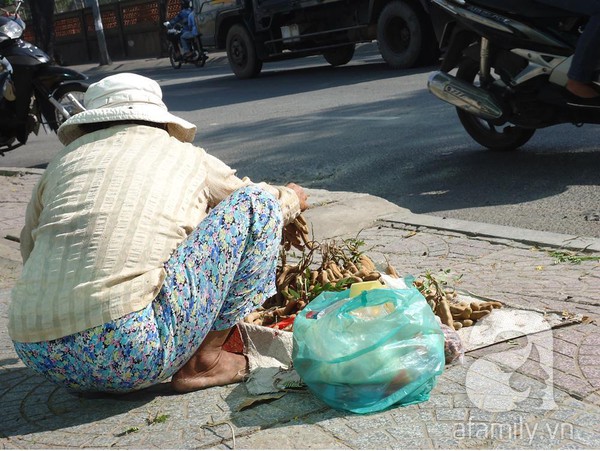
[226,24,262,79]
[323,44,355,67]
[377,0,423,69]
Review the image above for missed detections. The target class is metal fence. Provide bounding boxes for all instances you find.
[23,0,181,65]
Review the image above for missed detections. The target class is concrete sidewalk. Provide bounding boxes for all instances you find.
[1,166,599,449]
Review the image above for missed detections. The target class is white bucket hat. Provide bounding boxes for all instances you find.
[57,72,196,146]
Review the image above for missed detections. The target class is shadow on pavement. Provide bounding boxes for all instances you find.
[1,362,173,438]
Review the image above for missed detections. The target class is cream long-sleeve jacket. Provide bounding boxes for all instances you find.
[9,125,300,343]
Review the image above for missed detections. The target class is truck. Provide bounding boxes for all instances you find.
[192,0,437,78]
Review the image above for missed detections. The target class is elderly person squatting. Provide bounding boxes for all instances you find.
[8,73,308,394]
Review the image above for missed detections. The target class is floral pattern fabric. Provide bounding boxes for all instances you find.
[13,186,282,393]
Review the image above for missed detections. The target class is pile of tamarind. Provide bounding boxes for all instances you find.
[413,277,502,330]
[244,214,502,331]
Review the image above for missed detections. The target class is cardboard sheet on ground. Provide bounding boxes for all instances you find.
[238,295,583,395]
[238,322,300,395]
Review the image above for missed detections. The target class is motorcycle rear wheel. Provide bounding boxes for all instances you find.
[194,52,206,67]
[52,83,88,129]
[169,44,182,69]
[455,58,536,151]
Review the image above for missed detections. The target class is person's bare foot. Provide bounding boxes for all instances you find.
[566,79,600,98]
[170,328,249,393]
[171,350,248,393]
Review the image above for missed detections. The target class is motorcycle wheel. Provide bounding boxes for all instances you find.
[455,58,536,151]
[52,83,88,129]
[169,44,182,69]
[194,52,206,67]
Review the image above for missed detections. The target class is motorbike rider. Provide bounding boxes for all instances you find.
[535,0,600,101]
[163,0,194,59]
[180,7,199,58]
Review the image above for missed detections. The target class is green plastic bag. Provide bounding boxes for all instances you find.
[292,279,445,414]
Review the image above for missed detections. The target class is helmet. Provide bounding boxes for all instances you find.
[180,0,191,9]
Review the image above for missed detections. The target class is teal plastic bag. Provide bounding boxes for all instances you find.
[292,280,445,414]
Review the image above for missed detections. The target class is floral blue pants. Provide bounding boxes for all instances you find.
[13,186,283,393]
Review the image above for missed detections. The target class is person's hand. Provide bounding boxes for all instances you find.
[287,182,309,211]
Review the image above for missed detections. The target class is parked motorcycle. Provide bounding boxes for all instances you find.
[164,23,208,69]
[0,0,88,155]
[427,0,600,151]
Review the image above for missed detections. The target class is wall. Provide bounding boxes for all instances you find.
[23,0,182,65]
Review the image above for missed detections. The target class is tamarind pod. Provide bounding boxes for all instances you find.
[460,319,474,327]
[300,229,310,244]
[283,299,299,315]
[293,219,309,234]
[295,214,308,228]
[345,262,359,274]
[273,307,286,317]
[310,270,319,284]
[363,271,381,281]
[470,302,481,312]
[449,304,468,315]
[457,307,473,320]
[470,309,491,320]
[277,266,292,287]
[386,263,400,278]
[329,263,344,279]
[359,255,376,272]
[245,311,262,323]
[436,299,454,329]
[355,267,371,279]
[319,270,329,285]
[479,301,503,310]
[296,300,307,311]
[326,268,336,283]
[453,321,463,330]
[348,275,363,283]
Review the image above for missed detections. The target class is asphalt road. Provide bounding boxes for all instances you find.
[3,44,600,239]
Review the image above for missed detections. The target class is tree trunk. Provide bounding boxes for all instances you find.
[87,0,112,66]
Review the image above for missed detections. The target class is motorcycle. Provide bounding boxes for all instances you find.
[0,0,88,155]
[427,0,600,151]
[164,22,208,69]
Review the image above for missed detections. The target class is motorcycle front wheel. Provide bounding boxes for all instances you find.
[169,43,182,69]
[52,83,88,129]
[455,58,536,151]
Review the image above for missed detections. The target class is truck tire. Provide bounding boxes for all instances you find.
[226,24,263,79]
[323,44,355,67]
[377,1,424,69]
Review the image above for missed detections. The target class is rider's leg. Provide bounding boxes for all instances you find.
[535,0,600,98]
[567,14,600,97]
[180,31,193,57]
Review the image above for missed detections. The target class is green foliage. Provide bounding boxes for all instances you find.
[550,250,600,265]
